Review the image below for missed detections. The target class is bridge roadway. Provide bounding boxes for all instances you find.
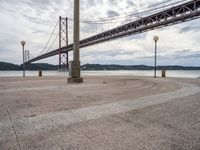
[26,0,200,64]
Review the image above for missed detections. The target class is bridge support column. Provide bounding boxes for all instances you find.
[68,61,83,83]
[68,0,83,83]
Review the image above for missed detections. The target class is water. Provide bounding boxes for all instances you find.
[0,70,199,78]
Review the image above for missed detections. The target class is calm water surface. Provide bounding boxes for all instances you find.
[0,70,199,78]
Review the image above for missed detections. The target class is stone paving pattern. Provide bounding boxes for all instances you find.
[0,76,199,150]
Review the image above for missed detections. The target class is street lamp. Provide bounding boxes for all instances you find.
[153,36,159,78]
[21,41,26,77]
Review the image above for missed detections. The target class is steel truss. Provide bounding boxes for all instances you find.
[59,16,69,70]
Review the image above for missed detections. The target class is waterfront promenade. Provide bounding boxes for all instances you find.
[0,76,200,149]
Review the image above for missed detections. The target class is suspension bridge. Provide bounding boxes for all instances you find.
[25,0,200,70]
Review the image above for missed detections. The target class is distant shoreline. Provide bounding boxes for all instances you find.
[1,69,200,71]
[1,62,200,71]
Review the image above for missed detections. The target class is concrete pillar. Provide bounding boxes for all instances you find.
[68,0,83,83]
[73,0,80,62]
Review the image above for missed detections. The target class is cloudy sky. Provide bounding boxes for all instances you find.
[0,0,200,66]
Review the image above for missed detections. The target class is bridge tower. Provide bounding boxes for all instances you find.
[59,16,69,70]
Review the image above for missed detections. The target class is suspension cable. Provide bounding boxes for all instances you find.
[45,33,59,53]
[38,19,59,56]
[69,0,188,23]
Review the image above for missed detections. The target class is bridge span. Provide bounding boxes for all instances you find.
[26,0,200,64]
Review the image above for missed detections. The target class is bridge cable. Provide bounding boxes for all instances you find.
[85,0,187,22]
[38,19,59,56]
[46,33,59,53]
[72,0,189,23]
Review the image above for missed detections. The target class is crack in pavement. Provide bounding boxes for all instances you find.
[6,106,22,150]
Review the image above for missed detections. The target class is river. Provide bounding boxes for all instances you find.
[0,70,199,78]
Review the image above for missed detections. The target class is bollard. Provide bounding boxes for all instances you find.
[161,69,166,77]
[39,70,42,77]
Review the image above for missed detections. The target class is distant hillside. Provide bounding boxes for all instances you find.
[0,62,200,71]
[81,64,200,70]
[0,62,58,71]
[0,62,19,70]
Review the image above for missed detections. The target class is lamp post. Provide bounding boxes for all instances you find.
[153,36,159,78]
[21,41,26,77]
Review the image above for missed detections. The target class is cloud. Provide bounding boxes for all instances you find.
[107,10,119,17]
[0,0,200,66]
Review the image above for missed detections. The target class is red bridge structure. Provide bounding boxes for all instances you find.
[25,0,200,70]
